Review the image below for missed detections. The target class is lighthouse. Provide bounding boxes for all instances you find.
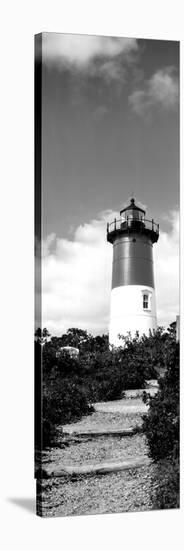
[107,198,159,347]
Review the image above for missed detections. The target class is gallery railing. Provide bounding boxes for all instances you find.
[107,216,159,239]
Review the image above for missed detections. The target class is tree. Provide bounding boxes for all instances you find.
[167,321,176,339]
[35,327,50,345]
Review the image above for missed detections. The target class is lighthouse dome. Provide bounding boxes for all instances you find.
[120,198,145,223]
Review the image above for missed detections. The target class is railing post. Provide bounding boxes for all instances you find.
[152,219,154,231]
[114,218,116,230]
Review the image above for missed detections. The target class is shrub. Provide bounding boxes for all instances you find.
[142,339,179,509]
[151,458,180,510]
[42,381,94,447]
[142,340,179,461]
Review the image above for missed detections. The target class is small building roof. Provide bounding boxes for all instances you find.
[59,346,79,352]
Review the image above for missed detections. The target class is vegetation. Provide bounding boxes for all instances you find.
[35,324,179,454]
[142,332,179,509]
[35,323,179,509]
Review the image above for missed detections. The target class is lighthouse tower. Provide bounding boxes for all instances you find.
[107,198,159,347]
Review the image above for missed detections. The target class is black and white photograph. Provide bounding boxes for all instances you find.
[35,32,179,517]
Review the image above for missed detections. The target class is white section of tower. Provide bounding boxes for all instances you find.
[109,285,157,347]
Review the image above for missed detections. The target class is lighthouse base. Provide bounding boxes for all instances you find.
[109,285,157,348]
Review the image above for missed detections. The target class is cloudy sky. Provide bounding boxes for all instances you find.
[37,33,179,335]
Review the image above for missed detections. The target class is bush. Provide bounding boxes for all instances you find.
[42,375,94,447]
[151,458,180,510]
[142,340,179,461]
[142,339,179,509]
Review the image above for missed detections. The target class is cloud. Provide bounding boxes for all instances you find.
[36,209,179,336]
[154,209,179,327]
[129,67,179,118]
[96,60,126,83]
[43,33,138,68]
[37,211,116,335]
[42,33,139,87]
